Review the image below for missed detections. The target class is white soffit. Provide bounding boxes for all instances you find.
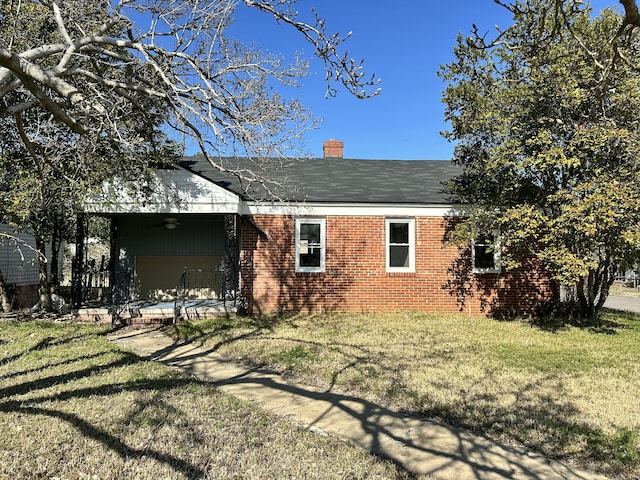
[241,202,461,217]
[84,167,241,214]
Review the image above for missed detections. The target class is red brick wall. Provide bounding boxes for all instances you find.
[323,139,344,158]
[240,215,557,316]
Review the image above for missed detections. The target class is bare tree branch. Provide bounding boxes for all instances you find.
[1,0,379,170]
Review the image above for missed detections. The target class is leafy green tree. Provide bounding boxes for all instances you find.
[440,2,640,319]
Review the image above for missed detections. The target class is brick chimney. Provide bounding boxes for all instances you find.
[323,139,344,158]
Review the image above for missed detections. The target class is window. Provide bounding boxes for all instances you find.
[386,218,415,272]
[472,232,500,273]
[295,218,325,272]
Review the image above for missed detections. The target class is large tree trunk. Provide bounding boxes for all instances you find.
[50,214,61,288]
[574,264,614,322]
[0,269,11,313]
[35,232,52,313]
[594,263,615,314]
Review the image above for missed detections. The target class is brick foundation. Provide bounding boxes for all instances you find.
[240,215,557,317]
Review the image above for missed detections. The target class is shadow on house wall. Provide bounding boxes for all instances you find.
[442,219,558,319]
[240,216,353,315]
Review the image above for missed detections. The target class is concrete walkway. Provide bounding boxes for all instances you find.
[604,294,640,314]
[108,328,608,480]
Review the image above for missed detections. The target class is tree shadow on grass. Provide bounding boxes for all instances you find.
[7,404,204,477]
[15,320,631,478]
[0,330,96,367]
[417,375,639,476]
[166,313,405,395]
[0,331,208,478]
[0,351,114,381]
[122,325,630,479]
[208,362,615,479]
[529,307,640,334]
[166,313,297,355]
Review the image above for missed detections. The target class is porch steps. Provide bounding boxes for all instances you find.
[74,300,235,324]
[73,306,112,323]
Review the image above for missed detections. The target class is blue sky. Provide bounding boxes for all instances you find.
[231,0,618,160]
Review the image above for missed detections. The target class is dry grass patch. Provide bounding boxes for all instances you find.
[170,310,640,478]
[0,320,413,480]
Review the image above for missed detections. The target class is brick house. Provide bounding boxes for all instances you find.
[84,140,557,318]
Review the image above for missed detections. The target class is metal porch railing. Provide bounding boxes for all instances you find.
[174,264,235,321]
[110,271,132,325]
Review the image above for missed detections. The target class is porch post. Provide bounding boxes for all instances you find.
[223,214,239,301]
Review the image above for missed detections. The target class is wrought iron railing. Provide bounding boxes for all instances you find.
[110,271,131,325]
[82,256,110,303]
[174,264,229,321]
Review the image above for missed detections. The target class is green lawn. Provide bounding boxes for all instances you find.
[0,321,411,480]
[169,310,640,479]
[2,311,638,479]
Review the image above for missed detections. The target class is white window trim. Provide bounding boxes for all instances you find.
[386,218,415,273]
[295,218,326,273]
[472,231,501,274]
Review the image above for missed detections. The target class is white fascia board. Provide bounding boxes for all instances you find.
[241,202,464,217]
[84,168,242,215]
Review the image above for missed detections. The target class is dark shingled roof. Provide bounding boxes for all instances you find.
[179,156,461,205]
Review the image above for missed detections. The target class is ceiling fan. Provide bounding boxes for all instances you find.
[153,217,180,229]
